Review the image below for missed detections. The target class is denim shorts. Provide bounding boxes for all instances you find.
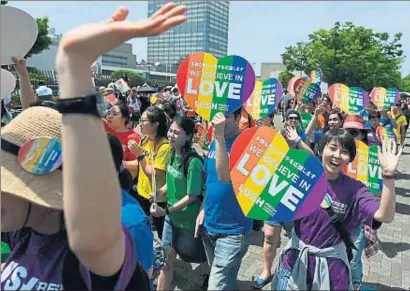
[265,220,294,235]
[162,216,206,263]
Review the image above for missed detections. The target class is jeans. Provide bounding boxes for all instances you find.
[201,229,251,290]
[350,226,366,285]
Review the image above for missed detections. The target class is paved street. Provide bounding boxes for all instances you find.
[170,115,410,290]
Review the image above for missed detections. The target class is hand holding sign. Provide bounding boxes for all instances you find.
[229,126,327,221]
[211,112,226,138]
[177,52,255,121]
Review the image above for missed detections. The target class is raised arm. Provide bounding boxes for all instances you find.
[56,4,187,276]
[212,113,231,182]
[12,58,36,109]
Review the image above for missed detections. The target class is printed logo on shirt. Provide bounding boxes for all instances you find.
[1,261,63,290]
[331,201,347,215]
[167,164,183,179]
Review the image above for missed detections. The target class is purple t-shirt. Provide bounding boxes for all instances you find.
[282,174,381,290]
[1,224,147,290]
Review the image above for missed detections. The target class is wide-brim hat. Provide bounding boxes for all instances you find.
[343,114,366,130]
[1,106,63,209]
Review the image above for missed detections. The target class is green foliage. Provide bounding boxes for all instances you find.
[400,74,410,92]
[27,67,46,82]
[281,22,405,91]
[278,70,295,90]
[109,69,144,86]
[26,17,52,59]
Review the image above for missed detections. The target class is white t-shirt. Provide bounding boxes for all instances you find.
[36,85,52,96]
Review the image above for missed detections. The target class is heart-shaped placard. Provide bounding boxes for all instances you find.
[293,77,310,100]
[229,126,327,221]
[176,52,255,121]
[301,83,321,104]
[328,83,369,113]
[310,68,323,84]
[1,69,16,100]
[243,78,282,120]
[343,140,382,195]
[287,76,299,95]
[376,125,397,145]
[370,87,400,110]
[1,6,38,65]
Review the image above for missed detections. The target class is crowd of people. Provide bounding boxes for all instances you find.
[1,3,408,291]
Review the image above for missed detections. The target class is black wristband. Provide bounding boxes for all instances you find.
[137,155,145,162]
[165,206,170,215]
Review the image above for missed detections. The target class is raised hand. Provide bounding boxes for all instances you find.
[378,139,403,177]
[211,112,226,138]
[57,3,188,68]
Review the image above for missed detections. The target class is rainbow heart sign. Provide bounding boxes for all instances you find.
[310,68,323,84]
[287,76,299,95]
[194,123,208,148]
[229,126,327,221]
[293,77,311,100]
[244,78,282,120]
[176,52,255,121]
[301,83,321,104]
[343,140,382,195]
[328,84,369,113]
[300,113,313,129]
[370,87,400,110]
[376,125,397,145]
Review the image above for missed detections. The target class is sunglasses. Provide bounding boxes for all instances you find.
[348,129,363,137]
[287,116,299,121]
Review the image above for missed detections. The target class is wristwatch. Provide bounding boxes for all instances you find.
[137,155,145,162]
[57,93,107,118]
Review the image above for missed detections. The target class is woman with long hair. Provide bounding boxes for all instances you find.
[128,106,171,239]
[150,117,205,290]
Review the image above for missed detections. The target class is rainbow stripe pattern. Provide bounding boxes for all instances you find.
[229,127,327,221]
[18,137,62,175]
[370,87,400,110]
[310,68,323,84]
[293,77,310,100]
[376,125,397,145]
[244,78,282,120]
[301,83,321,103]
[343,140,382,195]
[176,52,255,121]
[328,84,369,113]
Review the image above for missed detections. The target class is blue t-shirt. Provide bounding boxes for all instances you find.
[121,189,153,272]
[311,130,324,143]
[204,136,252,235]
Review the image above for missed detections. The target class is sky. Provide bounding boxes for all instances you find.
[9,1,410,76]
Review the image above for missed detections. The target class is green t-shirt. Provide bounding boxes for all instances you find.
[166,154,204,232]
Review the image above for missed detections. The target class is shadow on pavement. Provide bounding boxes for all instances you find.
[250,230,264,247]
[362,281,406,290]
[396,201,410,215]
[397,171,410,181]
[396,186,410,197]
[379,241,410,258]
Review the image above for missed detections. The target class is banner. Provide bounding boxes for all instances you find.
[176,52,255,121]
[343,140,383,195]
[370,87,400,110]
[309,68,323,84]
[115,78,131,94]
[229,127,327,221]
[287,76,299,95]
[243,78,282,120]
[376,125,397,146]
[328,83,369,113]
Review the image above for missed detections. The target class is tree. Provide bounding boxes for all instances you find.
[278,70,294,91]
[110,69,144,86]
[1,1,8,5]
[25,17,52,58]
[281,22,405,91]
[401,74,410,92]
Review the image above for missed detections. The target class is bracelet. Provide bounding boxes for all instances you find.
[382,173,396,180]
[295,137,302,145]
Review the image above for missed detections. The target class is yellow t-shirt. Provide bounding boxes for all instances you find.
[137,137,171,202]
[392,113,408,144]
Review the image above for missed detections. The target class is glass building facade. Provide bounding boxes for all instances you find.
[147,0,229,69]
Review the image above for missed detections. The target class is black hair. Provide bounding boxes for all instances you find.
[324,110,344,132]
[170,117,195,168]
[285,98,295,111]
[158,100,176,120]
[38,81,45,86]
[144,106,169,140]
[267,112,275,126]
[111,101,131,125]
[316,128,357,162]
[29,100,58,109]
[107,134,133,192]
[369,110,381,120]
[233,107,242,119]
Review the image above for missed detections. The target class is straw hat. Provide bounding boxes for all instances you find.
[1,106,63,209]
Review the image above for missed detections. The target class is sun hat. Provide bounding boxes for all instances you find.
[1,106,63,209]
[343,114,365,130]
